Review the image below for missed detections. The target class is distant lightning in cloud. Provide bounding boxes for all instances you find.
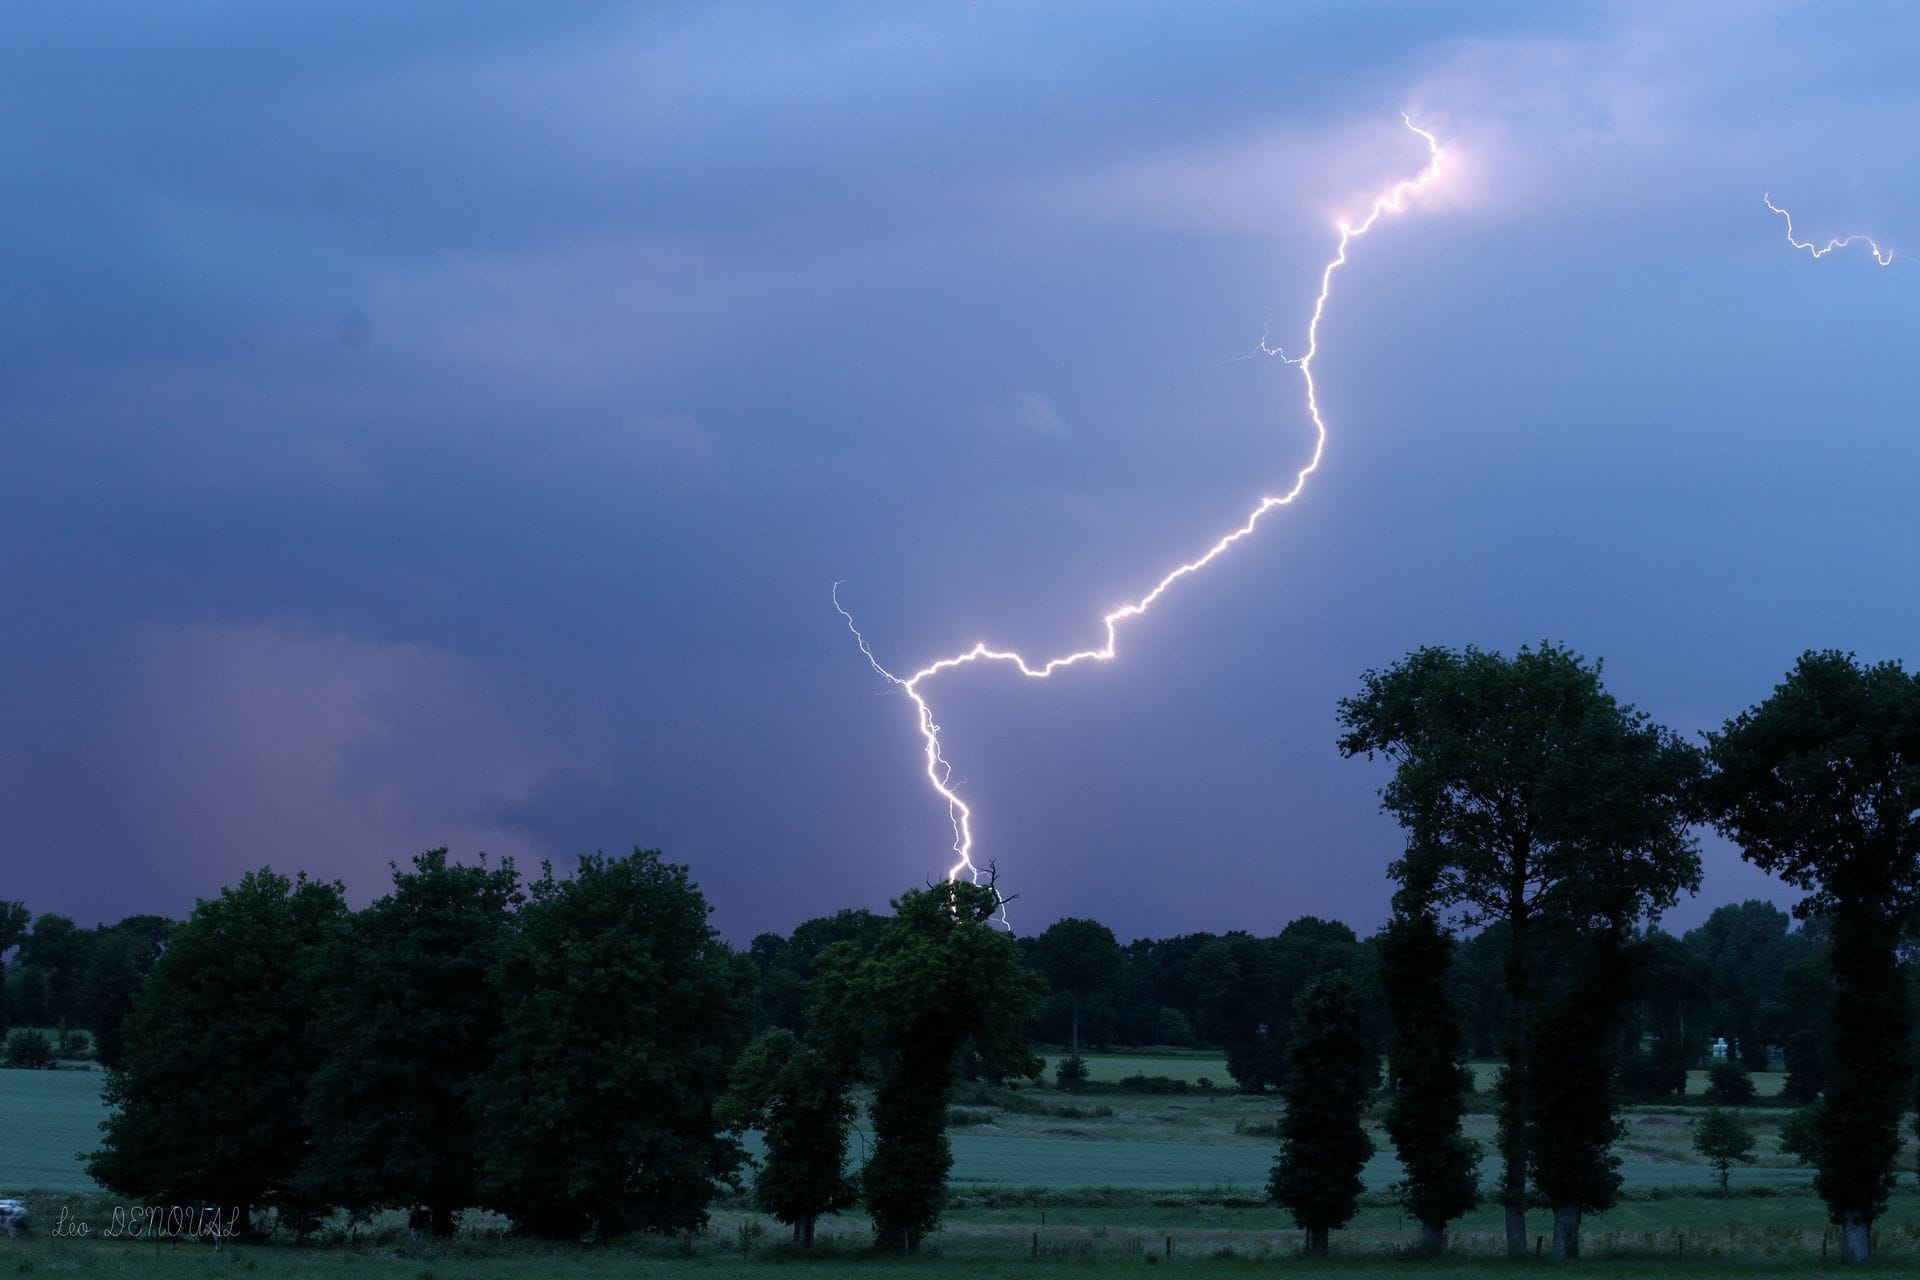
[837,115,1445,904]
[1764,194,1896,266]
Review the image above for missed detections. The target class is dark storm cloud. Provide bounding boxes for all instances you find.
[3,2,1917,938]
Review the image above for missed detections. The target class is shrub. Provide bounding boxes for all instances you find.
[1054,1056,1089,1091]
[3,1028,54,1070]
[1115,1073,1190,1094]
[1705,1060,1756,1104]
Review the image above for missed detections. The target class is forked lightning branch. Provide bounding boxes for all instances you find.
[835,116,1446,905]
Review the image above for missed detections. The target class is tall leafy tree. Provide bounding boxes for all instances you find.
[302,849,522,1236]
[474,849,756,1239]
[1702,650,1920,1265]
[1195,919,1368,1092]
[1267,972,1374,1258]
[1033,916,1122,1069]
[88,869,348,1235]
[1526,922,1630,1261]
[1683,900,1797,1070]
[0,901,32,1035]
[1378,909,1480,1255]
[1337,642,1702,1257]
[750,909,888,1035]
[1616,928,1709,1100]
[20,913,94,1025]
[79,915,173,1069]
[814,879,1042,1252]
[719,1028,857,1246]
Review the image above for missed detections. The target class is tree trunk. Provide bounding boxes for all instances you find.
[1501,897,1531,1259]
[801,1214,816,1248]
[1070,992,1081,1064]
[1841,1213,1870,1264]
[792,1221,803,1246]
[1305,1226,1328,1258]
[1550,1204,1580,1261]
[1415,1223,1446,1257]
[431,1203,455,1239]
[1504,1205,1526,1259]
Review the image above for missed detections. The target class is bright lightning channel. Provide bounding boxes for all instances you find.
[837,115,1445,906]
[1764,194,1895,265]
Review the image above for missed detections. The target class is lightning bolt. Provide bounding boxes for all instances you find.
[837,115,1445,907]
[1764,194,1896,266]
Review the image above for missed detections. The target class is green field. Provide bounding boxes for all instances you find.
[1,1065,107,1191]
[7,1054,1917,1277]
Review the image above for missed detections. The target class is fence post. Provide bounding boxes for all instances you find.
[1165,1235,1173,1259]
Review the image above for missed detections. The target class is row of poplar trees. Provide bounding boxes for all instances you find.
[87,848,1041,1247]
[1288,645,1918,1265]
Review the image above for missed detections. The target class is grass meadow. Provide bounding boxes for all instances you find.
[5,1051,1917,1277]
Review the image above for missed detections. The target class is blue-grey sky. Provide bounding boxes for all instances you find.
[5,1,1916,942]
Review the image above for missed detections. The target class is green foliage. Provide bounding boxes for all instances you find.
[87,868,349,1234]
[748,909,887,1036]
[473,849,756,1240]
[1777,1105,1822,1166]
[1690,1108,1756,1194]
[1702,650,1920,1241]
[0,900,29,1034]
[1616,928,1706,1101]
[813,879,1043,1252]
[301,849,522,1236]
[1339,641,1702,1254]
[20,914,94,1025]
[78,916,171,1070]
[1054,1055,1090,1090]
[1034,918,1122,1061]
[1378,911,1480,1238]
[3,1027,53,1069]
[1683,900,1804,1072]
[1525,926,1627,1223]
[720,1027,857,1245]
[1267,973,1373,1257]
[1153,1007,1195,1047]
[1705,1060,1756,1104]
[1193,918,1368,1093]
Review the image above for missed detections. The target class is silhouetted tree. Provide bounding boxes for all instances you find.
[720,1028,857,1246]
[19,914,92,1025]
[1268,973,1373,1258]
[302,850,522,1236]
[1379,909,1480,1255]
[813,879,1042,1252]
[1684,900,1798,1070]
[0,901,28,1035]
[1195,918,1368,1093]
[474,849,755,1239]
[1034,917,1122,1077]
[1527,923,1630,1261]
[78,915,172,1069]
[89,869,348,1236]
[1338,642,1702,1257]
[1702,651,1920,1265]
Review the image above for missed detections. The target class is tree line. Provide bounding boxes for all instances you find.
[2,645,1916,1263]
